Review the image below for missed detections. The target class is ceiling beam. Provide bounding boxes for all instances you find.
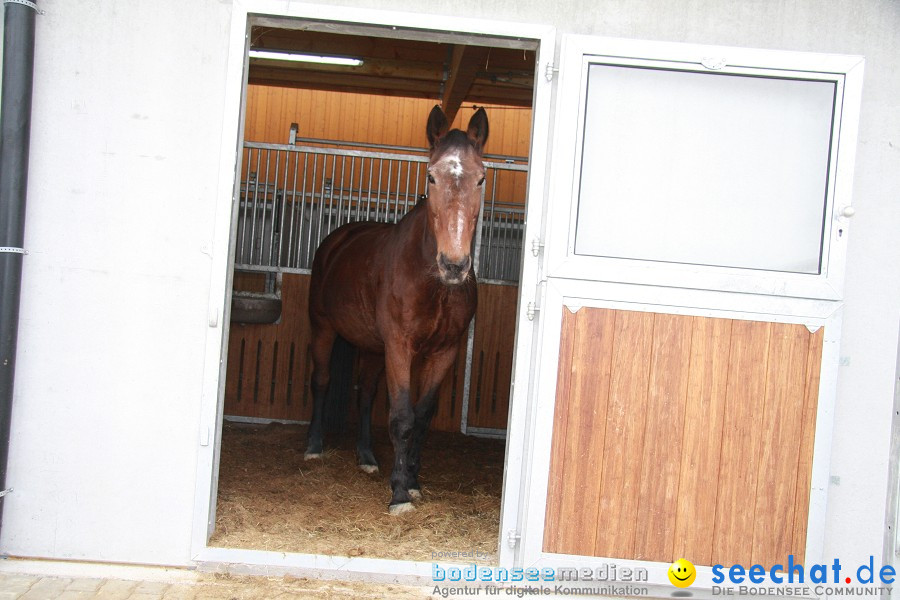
[441,45,491,123]
[247,76,533,108]
[467,86,533,107]
[249,57,444,82]
[249,78,442,103]
[249,67,442,95]
[252,29,450,63]
[251,18,539,51]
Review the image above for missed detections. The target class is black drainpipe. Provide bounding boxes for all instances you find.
[0,0,38,533]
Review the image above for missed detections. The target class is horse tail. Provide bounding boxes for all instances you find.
[324,334,355,434]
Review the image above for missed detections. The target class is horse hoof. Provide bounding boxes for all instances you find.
[389,502,415,515]
[408,488,422,500]
[304,452,322,460]
[359,464,379,474]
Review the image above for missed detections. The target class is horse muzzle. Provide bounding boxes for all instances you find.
[437,253,472,285]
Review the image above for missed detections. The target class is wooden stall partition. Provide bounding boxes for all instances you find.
[225,273,314,421]
[466,283,518,430]
[543,306,824,568]
[225,277,515,434]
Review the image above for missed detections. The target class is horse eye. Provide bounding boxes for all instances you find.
[477,176,485,186]
[428,174,436,184]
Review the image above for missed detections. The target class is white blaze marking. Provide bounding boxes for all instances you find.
[446,154,463,179]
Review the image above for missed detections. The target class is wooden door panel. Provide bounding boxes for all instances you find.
[544,306,824,568]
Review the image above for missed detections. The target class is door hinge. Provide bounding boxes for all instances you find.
[200,426,210,447]
[526,281,545,321]
[530,238,544,257]
[507,529,521,548]
[545,62,559,82]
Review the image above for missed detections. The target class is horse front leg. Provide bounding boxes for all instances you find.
[407,346,458,500]
[355,352,383,473]
[385,340,415,515]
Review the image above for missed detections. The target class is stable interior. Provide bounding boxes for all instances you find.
[212,22,536,562]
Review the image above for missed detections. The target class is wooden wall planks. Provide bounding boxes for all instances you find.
[466,284,518,430]
[243,86,532,206]
[673,316,732,565]
[633,313,694,561]
[712,320,772,565]
[791,328,824,560]
[550,307,615,554]
[592,310,652,559]
[543,307,824,568]
[225,274,314,421]
[244,85,534,166]
[542,308,579,555]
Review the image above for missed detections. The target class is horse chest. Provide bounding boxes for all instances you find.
[386,284,474,355]
[418,304,467,350]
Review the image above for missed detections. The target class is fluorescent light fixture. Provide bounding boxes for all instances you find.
[249,49,363,66]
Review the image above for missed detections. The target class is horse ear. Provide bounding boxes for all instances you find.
[426,105,449,149]
[467,108,489,152]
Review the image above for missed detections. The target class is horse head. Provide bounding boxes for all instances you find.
[425,105,489,286]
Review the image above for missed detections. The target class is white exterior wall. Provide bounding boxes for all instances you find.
[1,0,897,570]
[0,2,234,565]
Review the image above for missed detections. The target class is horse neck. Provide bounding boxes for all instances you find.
[392,199,438,272]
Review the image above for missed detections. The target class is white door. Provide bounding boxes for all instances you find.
[500,34,864,593]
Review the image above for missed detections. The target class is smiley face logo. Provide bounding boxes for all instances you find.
[668,558,696,588]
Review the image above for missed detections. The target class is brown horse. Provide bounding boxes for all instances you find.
[305,106,488,514]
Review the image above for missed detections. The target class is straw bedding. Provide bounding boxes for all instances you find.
[211,421,504,563]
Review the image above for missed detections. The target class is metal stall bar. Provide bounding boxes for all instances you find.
[236,142,527,278]
[345,157,354,229]
[236,143,527,279]
[292,135,528,164]
[294,152,309,269]
[307,152,320,263]
[266,150,281,267]
[286,152,300,269]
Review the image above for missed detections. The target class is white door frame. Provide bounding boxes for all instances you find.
[192,0,556,580]
[513,34,863,596]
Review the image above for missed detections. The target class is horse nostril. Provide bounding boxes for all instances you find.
[438,254,471,276]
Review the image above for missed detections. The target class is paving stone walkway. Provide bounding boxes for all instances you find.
[0,568,433,599]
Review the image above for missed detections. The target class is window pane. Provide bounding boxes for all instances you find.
[574,64,835,274]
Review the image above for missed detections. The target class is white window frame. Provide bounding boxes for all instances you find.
[545,35,864,301]
[193,0,556,580]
